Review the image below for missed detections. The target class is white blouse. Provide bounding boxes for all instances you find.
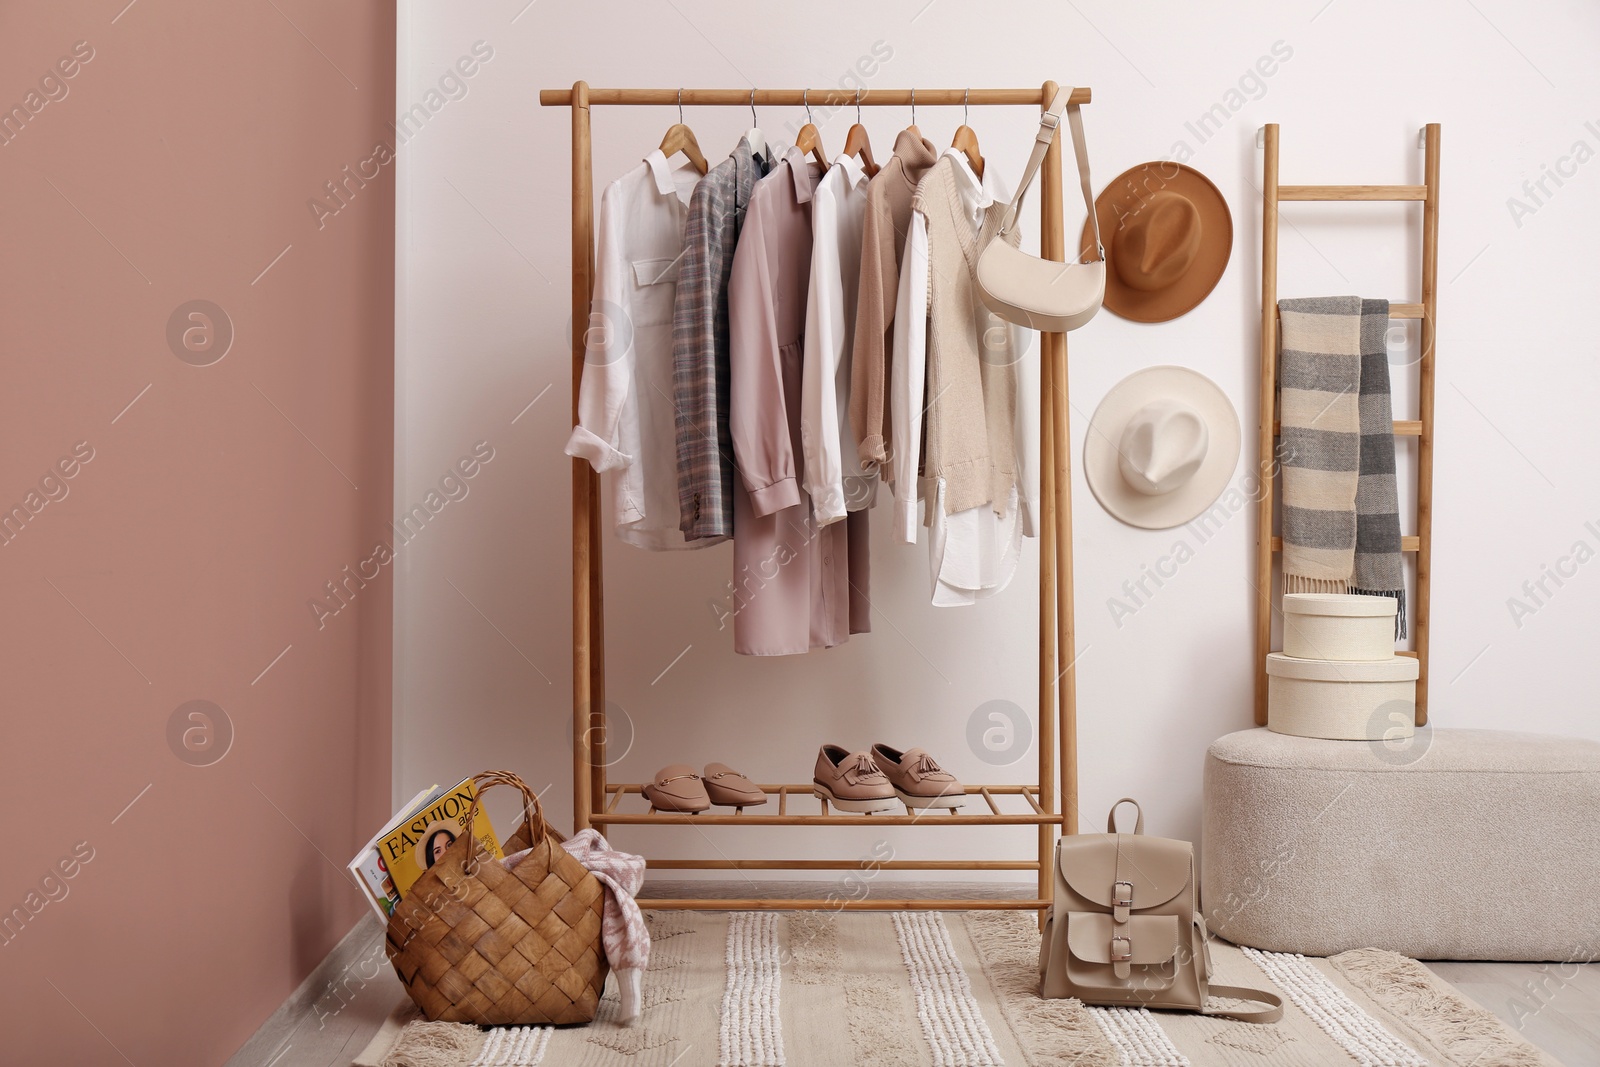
[800,153,876,526]
[565,151,722,550]
[889,149,1040,605]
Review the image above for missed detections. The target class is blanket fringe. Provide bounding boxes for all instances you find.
[1351,587,1407,640]
[1284,573,1349,595]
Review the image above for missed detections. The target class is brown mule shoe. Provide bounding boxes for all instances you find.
[703,763,766,809]
[641,764,710,813]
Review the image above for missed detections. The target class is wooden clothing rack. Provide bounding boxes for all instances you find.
[1254,123,1440,726]
[538,82,1089,913]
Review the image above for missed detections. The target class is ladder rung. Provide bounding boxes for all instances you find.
[1278,184,1427,201]
[1271,536,1420,552]
[1274,302,1424,320]
[1272,420,1422,436]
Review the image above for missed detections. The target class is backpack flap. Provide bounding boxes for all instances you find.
[1056,832,1192,914]
[1065,912,1180,986]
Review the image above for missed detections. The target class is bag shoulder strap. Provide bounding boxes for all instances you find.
[996,86,1103,263]
[1194,915,1284,1023]
[1204,984,1285,1024]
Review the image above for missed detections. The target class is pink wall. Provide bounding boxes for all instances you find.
[0,2,394,1064]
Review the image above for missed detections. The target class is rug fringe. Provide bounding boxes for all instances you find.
[381,1021,485,1067]
[1330,948,1550,1067]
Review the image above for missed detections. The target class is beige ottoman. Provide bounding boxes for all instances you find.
[1202,727,1600,961]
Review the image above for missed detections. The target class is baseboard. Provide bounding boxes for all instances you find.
[223,913,386,1067]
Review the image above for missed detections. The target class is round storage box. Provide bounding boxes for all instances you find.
[1265,652,1418,741]
[1282,593,1397,661]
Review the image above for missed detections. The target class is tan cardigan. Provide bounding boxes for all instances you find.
[915,157,1020,518]
[848,130,937,470]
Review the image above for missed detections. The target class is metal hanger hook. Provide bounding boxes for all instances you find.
[677,88,684,125]
[910,87,916,126]
[749,88,757,127]
[804,88,812,124]
[855,87,863,124]
[964,88,970,127]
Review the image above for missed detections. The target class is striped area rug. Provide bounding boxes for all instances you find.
[354,911,1558,1067]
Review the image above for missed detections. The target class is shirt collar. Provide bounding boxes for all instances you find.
[644,149,696,205]
[832,152,868,189]
[782,147,817,203]
[644,149,675,195]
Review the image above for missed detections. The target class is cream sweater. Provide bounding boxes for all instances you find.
[913,157,1021,518]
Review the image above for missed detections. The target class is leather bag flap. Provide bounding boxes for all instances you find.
[1065,912,1181,965]
[1057,832,1193,910]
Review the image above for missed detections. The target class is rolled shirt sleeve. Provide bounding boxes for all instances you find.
[565,180,635,474]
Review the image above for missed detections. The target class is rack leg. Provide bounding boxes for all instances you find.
[570,80,594,831]
[1053,332,1076,838]
[1036,79,1064,927]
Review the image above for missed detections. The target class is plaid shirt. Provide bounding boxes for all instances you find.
[672,138,770,540]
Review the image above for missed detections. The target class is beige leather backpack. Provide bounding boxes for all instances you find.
[1039,799,1283,1022]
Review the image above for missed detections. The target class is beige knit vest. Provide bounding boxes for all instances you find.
[914,158,1021,518]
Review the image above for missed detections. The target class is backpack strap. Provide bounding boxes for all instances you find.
[1194,916,1284,1023]
[1203,983,1284,1024]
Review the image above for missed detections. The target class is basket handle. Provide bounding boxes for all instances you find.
[463,770,548,851]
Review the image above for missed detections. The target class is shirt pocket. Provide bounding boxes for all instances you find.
[629,255,682,328]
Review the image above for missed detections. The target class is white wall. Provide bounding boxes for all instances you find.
[395,0,1600,876]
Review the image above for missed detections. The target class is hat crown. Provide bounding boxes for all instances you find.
[1117,399,1209,496]
[1112,192,1202,292]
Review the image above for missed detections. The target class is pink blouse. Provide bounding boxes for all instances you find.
[726,149,870,655]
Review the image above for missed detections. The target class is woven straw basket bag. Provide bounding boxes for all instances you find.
[384,770,608,1025]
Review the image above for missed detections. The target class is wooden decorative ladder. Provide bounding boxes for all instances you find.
[1254,123,1441,726]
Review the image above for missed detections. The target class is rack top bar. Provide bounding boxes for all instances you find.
[539,86,1091,107]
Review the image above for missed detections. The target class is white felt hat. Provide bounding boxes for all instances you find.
[1084,366,1240,530]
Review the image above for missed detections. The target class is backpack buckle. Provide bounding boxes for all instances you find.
[1112,881,1134,909]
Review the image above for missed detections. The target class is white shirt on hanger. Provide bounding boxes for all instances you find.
[565,150,722,550]
[889,149,1040,605]
[800,152,876,526]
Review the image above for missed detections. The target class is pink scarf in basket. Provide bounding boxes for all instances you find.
[506,827,650,1022]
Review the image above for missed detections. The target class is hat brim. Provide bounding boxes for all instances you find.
[1084,366,1241,530]
[1081,163,1233,324]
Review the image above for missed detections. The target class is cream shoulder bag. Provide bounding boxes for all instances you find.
[1039,799,1283,1022]
[975,86,1105,332]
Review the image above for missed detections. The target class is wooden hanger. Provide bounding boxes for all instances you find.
[841,88,880,177]
[794,89,828,167]
[951,88,984,179]
[658,89,708,175]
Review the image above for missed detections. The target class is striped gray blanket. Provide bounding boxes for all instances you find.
[1278,296,1405,636]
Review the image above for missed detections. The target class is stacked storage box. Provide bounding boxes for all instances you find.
[1265,593,1416,740]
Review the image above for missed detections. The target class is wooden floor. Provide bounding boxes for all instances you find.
[226,882,1599,1066]
[1425,959,1600,1067]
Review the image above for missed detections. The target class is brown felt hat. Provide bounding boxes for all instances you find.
[1080,162,1232,323]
